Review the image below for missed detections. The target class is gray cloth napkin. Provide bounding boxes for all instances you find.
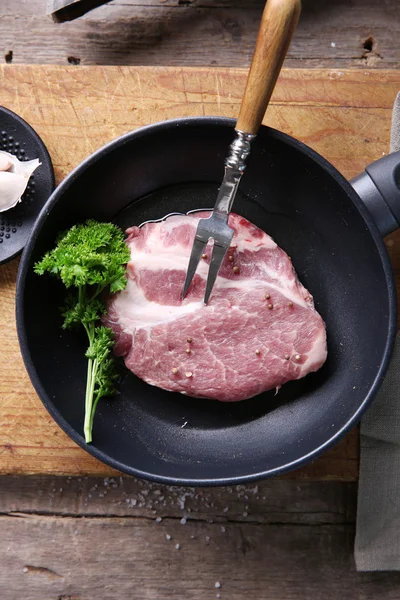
[355,92,400,571]
[391,93,400,153]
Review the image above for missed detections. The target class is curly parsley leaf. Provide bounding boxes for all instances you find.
[34,219,130,443]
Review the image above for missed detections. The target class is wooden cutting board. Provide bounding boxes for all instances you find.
[1,65,399,479]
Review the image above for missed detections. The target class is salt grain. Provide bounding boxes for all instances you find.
[221,526,226,533]
[156,517,162,523]
[175,543,180,550]
[215,582,221,589]
[180,518,187,525]
[22,568,28,573]
[166,534,172,540]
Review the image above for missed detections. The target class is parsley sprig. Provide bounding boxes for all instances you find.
[34,219,130,443]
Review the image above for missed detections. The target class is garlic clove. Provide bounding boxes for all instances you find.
[0,171,29,211]
[0,154,12,171]
[0,151,41,213]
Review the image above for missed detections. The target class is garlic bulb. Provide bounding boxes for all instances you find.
[0,150,41,213]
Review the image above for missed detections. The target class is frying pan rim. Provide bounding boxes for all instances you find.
[15,116,397,485]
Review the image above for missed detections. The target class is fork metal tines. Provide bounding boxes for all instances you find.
[182,214,234,304]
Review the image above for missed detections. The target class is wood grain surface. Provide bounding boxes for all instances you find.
[0,65,399,479]
[3,476,400,600]
[2,0,400,69]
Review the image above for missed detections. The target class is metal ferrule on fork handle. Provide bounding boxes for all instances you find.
[225,130,256,172]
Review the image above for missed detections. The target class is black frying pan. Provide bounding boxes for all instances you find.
[15,117,400,485]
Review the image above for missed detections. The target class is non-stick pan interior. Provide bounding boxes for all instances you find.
[17,118,395,484]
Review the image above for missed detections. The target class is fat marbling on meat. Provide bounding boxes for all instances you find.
[103,212,327,401]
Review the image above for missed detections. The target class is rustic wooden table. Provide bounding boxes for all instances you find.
[1,2,400,599]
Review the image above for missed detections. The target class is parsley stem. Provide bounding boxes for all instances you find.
[84,356,93,441]
[84,357,99,443]
[89,391,102,437]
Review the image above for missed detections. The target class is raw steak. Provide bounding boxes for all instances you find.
[103,212,327,401]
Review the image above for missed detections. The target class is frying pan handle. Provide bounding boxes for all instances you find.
[235,0,301,136]
[351,152,400,237]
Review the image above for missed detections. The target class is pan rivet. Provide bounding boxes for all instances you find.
[202,253,207,259]
[265,294,270,299]
[267,304,273,310]
[255,349,261,356]
[295,354,301,361]
[288,301,293,308]
[285,354,290,360]
[171,367,178,375]
[185,348,191,354]
[233,266,240,274]
[228,255,234,262]
[187,337,192,343]
[185,371,193,378]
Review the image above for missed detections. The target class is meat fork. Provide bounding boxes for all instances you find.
[182,0,301,304]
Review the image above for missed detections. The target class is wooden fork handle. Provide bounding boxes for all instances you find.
[236,0,301,136]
